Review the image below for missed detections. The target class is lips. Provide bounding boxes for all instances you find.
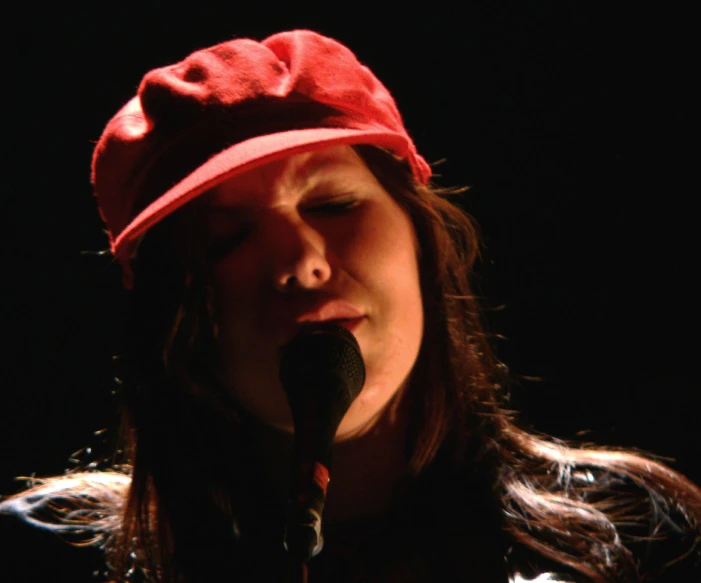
[296,299,365,323]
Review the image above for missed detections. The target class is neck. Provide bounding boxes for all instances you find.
[242,391,411,527]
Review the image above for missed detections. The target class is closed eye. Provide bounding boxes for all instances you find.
[306,199,359,214]
[207,200,358,260]
[208,225,253,260]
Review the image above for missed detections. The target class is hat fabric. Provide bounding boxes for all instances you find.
[91,30,431,287]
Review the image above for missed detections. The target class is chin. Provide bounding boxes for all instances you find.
[334,408,385,441]
[270,416,295,435]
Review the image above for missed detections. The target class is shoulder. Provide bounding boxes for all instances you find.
[600,469,701,581]
[0,498,108,582]
[0,472,129,583]
[502,458,701,582]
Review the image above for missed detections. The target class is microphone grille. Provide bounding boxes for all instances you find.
[279,323,366,403]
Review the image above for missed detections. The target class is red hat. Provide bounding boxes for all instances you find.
[91,30,432,288]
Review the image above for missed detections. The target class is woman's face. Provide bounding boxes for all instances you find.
[204,145,423,438]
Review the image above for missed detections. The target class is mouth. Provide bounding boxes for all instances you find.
[318,316,365,333]
[298,316,365,335]
[280,316,366,349]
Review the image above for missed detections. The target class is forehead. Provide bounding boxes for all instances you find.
[203,145,377,210]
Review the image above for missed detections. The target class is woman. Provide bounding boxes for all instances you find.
[1,30,699,582]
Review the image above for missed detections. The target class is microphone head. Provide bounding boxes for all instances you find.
[279,323,365,440]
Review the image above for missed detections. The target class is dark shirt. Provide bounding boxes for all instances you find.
[1,463,699,582]
[0,508,107,583]
[2,500,700,582]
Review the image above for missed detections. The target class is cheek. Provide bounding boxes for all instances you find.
[210,251,263,317]
[209,261,291,426]
[345,207,423,385]
[350,207,421,301]
[209,258,270,365]
[335,203,414,271]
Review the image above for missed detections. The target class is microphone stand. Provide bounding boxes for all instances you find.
[284,409,333,581]
[288,559,309,583]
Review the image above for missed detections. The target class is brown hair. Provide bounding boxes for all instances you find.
[3,146,699,582]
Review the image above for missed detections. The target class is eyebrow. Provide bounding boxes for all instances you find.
[206,204,253,217]
[205,187,355,218]
[205,159,372,215]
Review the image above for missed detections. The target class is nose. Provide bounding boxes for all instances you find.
[269,216,332,292]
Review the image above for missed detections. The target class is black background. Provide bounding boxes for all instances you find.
[2,3,698,501]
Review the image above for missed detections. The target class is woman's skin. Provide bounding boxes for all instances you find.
[202,145,424,523]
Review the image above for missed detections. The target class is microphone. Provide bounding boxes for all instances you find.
[279,322,366,565]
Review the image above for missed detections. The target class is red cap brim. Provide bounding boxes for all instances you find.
[113,127,412,262]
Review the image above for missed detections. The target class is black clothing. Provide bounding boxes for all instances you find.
[1,462,699,582]
[0,507,107,582]
[2,498,700,582]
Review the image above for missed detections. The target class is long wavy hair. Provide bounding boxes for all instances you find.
[2,146,700,582]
